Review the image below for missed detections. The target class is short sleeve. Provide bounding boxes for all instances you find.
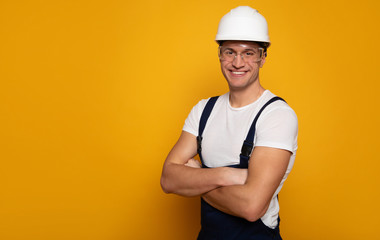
[182,99,208,137]
[255,106,298,153]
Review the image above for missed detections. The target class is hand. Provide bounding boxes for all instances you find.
[224,167,248,186]
[185,158,202,168]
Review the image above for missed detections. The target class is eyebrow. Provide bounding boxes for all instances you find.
[224,47,259,51]
[222,47,257,51]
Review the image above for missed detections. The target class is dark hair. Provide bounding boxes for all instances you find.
[256,42,269,54]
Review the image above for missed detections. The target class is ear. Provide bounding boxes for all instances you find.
[259,55,266,68]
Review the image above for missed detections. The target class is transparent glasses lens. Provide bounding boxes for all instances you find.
[219,46,264,63]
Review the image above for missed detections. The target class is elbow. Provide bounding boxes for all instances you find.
[160,175,194,197]
[243,210,261,222]
[160,173,179,194]
[242,203,267,222]
[160,165,176,194]
[160,176,172,194]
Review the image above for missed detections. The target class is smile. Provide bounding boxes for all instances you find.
[230,71,247,76]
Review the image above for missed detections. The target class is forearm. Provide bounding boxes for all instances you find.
[160,131,247,197]
[203,147,291,221]
[161,163,229,197]
[202,184,269,222]
[202,151,290,221]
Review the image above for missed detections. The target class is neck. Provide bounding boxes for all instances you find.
[229,82,265,108]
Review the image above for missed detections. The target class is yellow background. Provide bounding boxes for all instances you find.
[1,0,379,239]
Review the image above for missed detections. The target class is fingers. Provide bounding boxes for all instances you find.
[185,158,202,168]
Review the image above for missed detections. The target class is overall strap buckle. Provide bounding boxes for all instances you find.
[239,96,286,167]
[196,136,203,154]
[240,140,254,158]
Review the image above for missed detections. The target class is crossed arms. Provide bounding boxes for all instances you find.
[160,131,291,222]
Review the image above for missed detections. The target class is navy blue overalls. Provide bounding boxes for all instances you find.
[196,96,285,240]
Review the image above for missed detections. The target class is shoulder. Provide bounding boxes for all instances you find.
[260,91,297,120]
[191,93,228,114]
[255,91,298,152]
[182,93,228,136]
[257,91,298,129]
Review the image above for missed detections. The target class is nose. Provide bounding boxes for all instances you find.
[232,53,245,68]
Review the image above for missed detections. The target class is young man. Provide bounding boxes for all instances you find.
[161,6,298,240]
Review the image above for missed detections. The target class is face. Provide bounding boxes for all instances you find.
[219,41,266,91]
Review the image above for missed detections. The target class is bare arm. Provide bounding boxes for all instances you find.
[202,146,291,221]
[160,131,247,197]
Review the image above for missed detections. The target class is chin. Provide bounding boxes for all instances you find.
[228,83,248,91]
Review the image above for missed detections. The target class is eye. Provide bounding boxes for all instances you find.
[244,51,256,56]
[224,50,234,56]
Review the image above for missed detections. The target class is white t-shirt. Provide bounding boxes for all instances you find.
[182,90,298,228]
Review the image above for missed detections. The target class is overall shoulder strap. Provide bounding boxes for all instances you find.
[197,96,219,167]
[198,96,219,137]
[239,96,286,168]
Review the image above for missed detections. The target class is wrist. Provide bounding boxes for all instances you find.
[217,167,231,187]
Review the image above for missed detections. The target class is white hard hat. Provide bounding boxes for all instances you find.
[215,6,270,46]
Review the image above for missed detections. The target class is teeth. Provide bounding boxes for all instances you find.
[232,72,245,75]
